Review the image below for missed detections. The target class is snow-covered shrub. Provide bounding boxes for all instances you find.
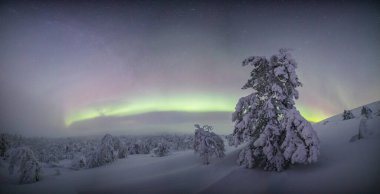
[71,154,87,170]
[87,134,117,168]
[361,106,373,119]
[342,110,355,120]
[117,145,128,159]
[8,147,41,184]
[194,124,225,165]
[116,141,128,159]
[376,110,380,116]
[127,143,140,155]
[225,134,234,146]
[151,143,170,157]
[127,140,150,155]
[232,49,320,171]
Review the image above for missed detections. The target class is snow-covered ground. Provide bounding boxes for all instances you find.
[1,102,380,194]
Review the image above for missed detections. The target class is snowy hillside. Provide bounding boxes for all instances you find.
[1,102,380,194]
[320,100,380,123]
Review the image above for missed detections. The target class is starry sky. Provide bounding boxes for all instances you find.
[1,0,379,136]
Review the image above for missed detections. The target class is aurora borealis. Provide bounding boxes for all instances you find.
[1,0,379,136]
[64,93,238,126]
[64,94,328,127]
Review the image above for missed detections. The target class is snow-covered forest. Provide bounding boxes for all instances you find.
[1,101,380,193]
[0,133,194,168]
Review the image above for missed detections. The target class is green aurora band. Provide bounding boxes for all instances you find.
[65,95,328,127]
[65,94,236,126]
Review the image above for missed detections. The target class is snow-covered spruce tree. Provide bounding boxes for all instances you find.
[194,124,225,165]
[232,49,320,171]
[8,147,41,184]
[151,143,170,157]
[361,106,373,119]
[342,110,355,120]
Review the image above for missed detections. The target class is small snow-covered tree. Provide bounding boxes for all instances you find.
[151,143,170,157]
[342,110,355,120]
[8,147,41,184]
[117,145,128,159]
[0,134,10,157]
[350,117,371,142]
[112,136,128,159]
[361,106,373,119]
[194,124,225,165]
[87,134,117,168]
[232,49,320,171]
[98,134,116,164]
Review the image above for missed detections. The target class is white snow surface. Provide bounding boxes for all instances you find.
[1,101,380,194]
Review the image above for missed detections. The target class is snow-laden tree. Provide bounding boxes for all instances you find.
[232,49,320,171]
[87,134,117,168]
[361,106,373,119]
[8,147,41,184]
[194,124,225,165]
[342,110,355,120]
[97,134,117,163]
[151,143,170,157]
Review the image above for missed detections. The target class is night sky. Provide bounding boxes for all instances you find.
[1,0,379,136]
